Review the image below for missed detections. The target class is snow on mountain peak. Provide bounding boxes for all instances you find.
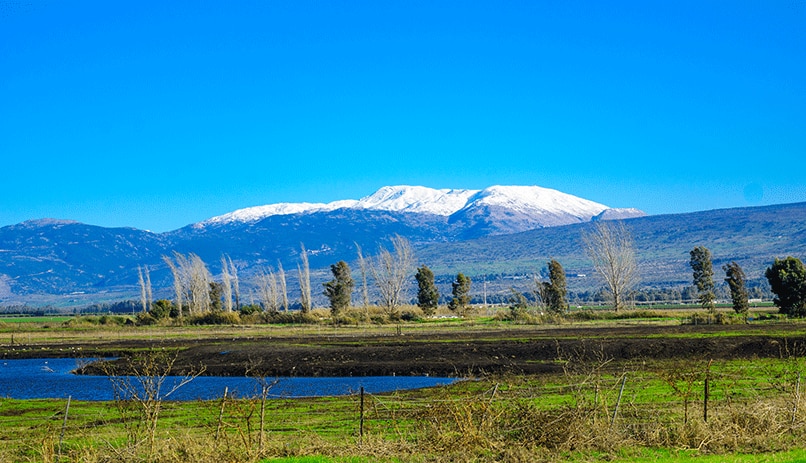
[200,200,358,226]
[353,185,477,215]
[465,185,609,218]
[198,184,613,227]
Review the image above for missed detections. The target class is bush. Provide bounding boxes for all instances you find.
[149,300,174,320]
[188,311,241,325]
[685,312,738,325]
[135,312,159,326]
[400,309,423,322]
[332,309,369,325]
[266,310,320,325]
[98,315,128,326]
[239,304,263,316]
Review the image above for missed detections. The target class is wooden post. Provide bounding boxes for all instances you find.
[359,386,365,445]
[793,372,802,426]
[611,374,626,429]
[58,396,71,462]
[704,360,712,422]
[216,387,228,442]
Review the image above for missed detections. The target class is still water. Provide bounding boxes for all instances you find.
[0,358,457,401]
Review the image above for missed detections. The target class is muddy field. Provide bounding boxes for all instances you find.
[4,322,806,377]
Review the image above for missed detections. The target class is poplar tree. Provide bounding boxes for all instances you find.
[415,265,439,316]
[298,244,312,313]
[323,261,354,316]
[723,261,749,316]
[690,246,715,312]
[448,273,471,316]
[545,259,568,314]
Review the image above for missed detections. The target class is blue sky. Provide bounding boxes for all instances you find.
[1,1,804,232]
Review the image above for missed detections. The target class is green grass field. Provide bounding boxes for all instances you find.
[3,311,806,462]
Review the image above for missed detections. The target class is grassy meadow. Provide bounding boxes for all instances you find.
[3,306,806,462]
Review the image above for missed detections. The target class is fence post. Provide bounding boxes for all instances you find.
[793,372,802,426]
[57,395,71,462]
[703,360,712,423]
[216,387,228,442]
[359,386,365,446]
[611,374,627,429]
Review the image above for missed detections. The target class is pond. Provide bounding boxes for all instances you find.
[0,358,458,401]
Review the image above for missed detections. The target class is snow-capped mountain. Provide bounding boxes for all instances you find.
[0,184,648,300]
[198,185,622,229]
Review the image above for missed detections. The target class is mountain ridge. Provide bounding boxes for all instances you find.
[3,187,801,307]
[197,184,632,229]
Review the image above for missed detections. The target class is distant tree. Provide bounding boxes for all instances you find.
[544,259,568,314]
[323,261,354,316]
[277,261,288,312]
[583,221,638,311]
[149,299,173,320]
[298,244,312,313]
[162,251,212,315]
[255,268,280,314]
[220,255,233,312]
[371,236,414,317]
[188,254,213,314]
[355,243,370,310]
[209,281,223,311]
[415,265,439,316]
[448,273,472,316]
[690,246,716,313]
[227,255,241,311]
[137,265,152,314]
[532,274,548,310]
[508,288,529,319]
[681,285,698,303]
[162,255,185,318]
[765,257,806,317]
[723,261,750,317]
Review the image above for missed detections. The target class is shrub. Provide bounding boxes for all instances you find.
[686,312,737,325]
[135,312,159,326]
[332,309,369,325]
[239,304,263,316]
[400,309,423,322]
[98,315,128,326]
[188,311,241,325]
[266,310,320,325]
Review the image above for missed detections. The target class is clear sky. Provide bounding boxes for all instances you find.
[1,1,804,232]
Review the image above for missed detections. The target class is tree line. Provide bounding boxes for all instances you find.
[136,220,806,322]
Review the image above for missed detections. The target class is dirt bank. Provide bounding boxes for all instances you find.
[4,323,806,377]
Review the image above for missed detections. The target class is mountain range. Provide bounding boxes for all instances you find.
[0,184,803,307]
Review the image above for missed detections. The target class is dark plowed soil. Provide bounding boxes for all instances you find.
[5,323,806,377]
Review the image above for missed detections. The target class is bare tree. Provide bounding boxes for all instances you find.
[227,255,241,310]
[104,350,205,459]
[370,235,414,316]
[145,266,152,310]
[162,251,212,315]
[531,274,547,310]
[298,244,312,312]
[162,254,185,318]
[355,243,370,310]
[220,255,233,312]
[277,261,288,312]
[188,253,212,314]
[137,265,152,313]
[583,221,639,312]
[255,268,280,313]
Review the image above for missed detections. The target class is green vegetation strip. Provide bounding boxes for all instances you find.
[4,355,806,462]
